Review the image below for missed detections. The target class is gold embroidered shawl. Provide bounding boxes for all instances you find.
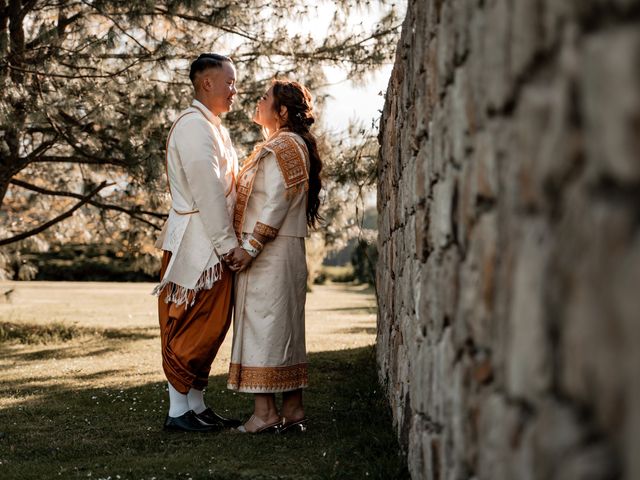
[233,131,309,239]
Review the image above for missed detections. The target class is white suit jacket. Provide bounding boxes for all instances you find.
[153,100,239,304]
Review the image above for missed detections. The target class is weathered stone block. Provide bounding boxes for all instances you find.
[437,0,456,95]
[429,175,456,249]
[473,130,498,201]
[581,27,640,184]
[430,327,455,424]
[453,0,472,63]
[531,399,588,480]
[451,66,475,166]
[484,0,514,111]
[468,6,488,116]
[558,190,637,440]
[455,211,498,350]
[476,393,517,479]
[511,0,544,79]
[505,218,553,403]
[554,442,619,480]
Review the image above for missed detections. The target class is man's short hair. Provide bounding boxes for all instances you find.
[189,53,232,84]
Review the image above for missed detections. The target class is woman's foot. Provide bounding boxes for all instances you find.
[281,406,305,424]
[281,389,304,425]
[280,416,308,434]
[237,414,282,434]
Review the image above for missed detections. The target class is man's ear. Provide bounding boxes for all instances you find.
[202,76,211,92]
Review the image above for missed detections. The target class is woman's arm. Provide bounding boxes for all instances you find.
[230,151,297,271]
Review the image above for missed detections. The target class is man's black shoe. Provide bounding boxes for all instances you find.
[163,410,221,432]
[196,407,242,428]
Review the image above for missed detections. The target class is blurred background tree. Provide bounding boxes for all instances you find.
[0,0,399,283]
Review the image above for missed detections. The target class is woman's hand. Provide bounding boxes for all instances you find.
[225,247,253,272]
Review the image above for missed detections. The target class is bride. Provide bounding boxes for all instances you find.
[226,80,322,434]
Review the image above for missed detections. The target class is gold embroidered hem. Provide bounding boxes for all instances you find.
[228,236,308,394]
[227,363,308,393]
[254,221,278,239]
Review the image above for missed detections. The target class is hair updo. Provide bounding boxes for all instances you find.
[271,80,322,228]
[271,80,315,132]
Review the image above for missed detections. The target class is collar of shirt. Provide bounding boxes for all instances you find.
[191,99,222,127]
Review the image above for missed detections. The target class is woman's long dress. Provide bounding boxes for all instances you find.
[227,131,310,393]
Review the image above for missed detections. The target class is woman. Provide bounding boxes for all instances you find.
[226,80,322,433]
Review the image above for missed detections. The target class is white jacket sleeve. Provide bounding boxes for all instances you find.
[253,151,294,239]
[173,117,239,255]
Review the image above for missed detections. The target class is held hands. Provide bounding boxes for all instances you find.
[223,233,266,272]
[224,246,253,272]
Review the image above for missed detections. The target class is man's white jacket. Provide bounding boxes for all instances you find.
[152,100,239,306]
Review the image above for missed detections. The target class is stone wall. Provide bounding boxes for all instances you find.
[376,1,640,478]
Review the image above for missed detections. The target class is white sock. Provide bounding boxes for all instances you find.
[187,388,207,414]
[168,383,190,418]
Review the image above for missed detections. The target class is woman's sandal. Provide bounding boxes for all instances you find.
[279,417,307,434]
[236,414,282,434]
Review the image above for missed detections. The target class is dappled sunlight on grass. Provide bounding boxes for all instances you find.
[0,348,407,479]
[0,282,406,478]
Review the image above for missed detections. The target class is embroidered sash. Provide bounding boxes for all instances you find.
[233,132,309,239]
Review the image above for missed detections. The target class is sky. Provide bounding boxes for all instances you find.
[285,2,400,134]
[319,64,394,134]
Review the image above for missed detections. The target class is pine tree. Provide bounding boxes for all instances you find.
[0,0,400,278]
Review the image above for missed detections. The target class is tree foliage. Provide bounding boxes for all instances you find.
[0,0,400,279]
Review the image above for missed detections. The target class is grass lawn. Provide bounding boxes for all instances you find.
[0,282,407,479]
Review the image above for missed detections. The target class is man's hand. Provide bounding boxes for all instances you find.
[221,247,241,269]
[224,246,253,272]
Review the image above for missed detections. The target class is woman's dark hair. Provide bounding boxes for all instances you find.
[271,80,323,228]
[189,53,232,84]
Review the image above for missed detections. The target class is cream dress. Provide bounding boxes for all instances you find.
[227,131,310,393]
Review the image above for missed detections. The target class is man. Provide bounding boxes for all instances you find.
[152,53,242,432]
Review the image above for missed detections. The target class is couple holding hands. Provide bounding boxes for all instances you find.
[152,53,322,434]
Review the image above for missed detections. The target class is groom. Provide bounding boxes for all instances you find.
[153,53,242,432]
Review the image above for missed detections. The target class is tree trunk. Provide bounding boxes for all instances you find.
[0,174,9,208]
[2,0,26,211]
[0,1,8,80]
[8,0,24,83]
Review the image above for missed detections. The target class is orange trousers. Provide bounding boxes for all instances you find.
[158,251,233,394]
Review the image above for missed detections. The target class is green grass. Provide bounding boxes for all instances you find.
[0,346,408,479]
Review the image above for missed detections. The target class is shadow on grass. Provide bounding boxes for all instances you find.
[0,345,117,362]
[337,326,378,335]
[0,346,408,480]
[0,322,157,363]
[0,321,156,345]
[343,284,376,296]
[315,306,377,313]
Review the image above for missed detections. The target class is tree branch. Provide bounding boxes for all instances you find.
[3,56,146,79]
[80,0,152,54]
[26,155,127,167]
[0,181,109,246]
[151,6,261,43]
[9,178,167,228]
[25,11,83,50]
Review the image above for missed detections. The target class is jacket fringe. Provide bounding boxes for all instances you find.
[151,262,223,308]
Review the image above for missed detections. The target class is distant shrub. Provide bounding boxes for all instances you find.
[21,245,158,282]
[321,264,356,283]
[351,240,378,285]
